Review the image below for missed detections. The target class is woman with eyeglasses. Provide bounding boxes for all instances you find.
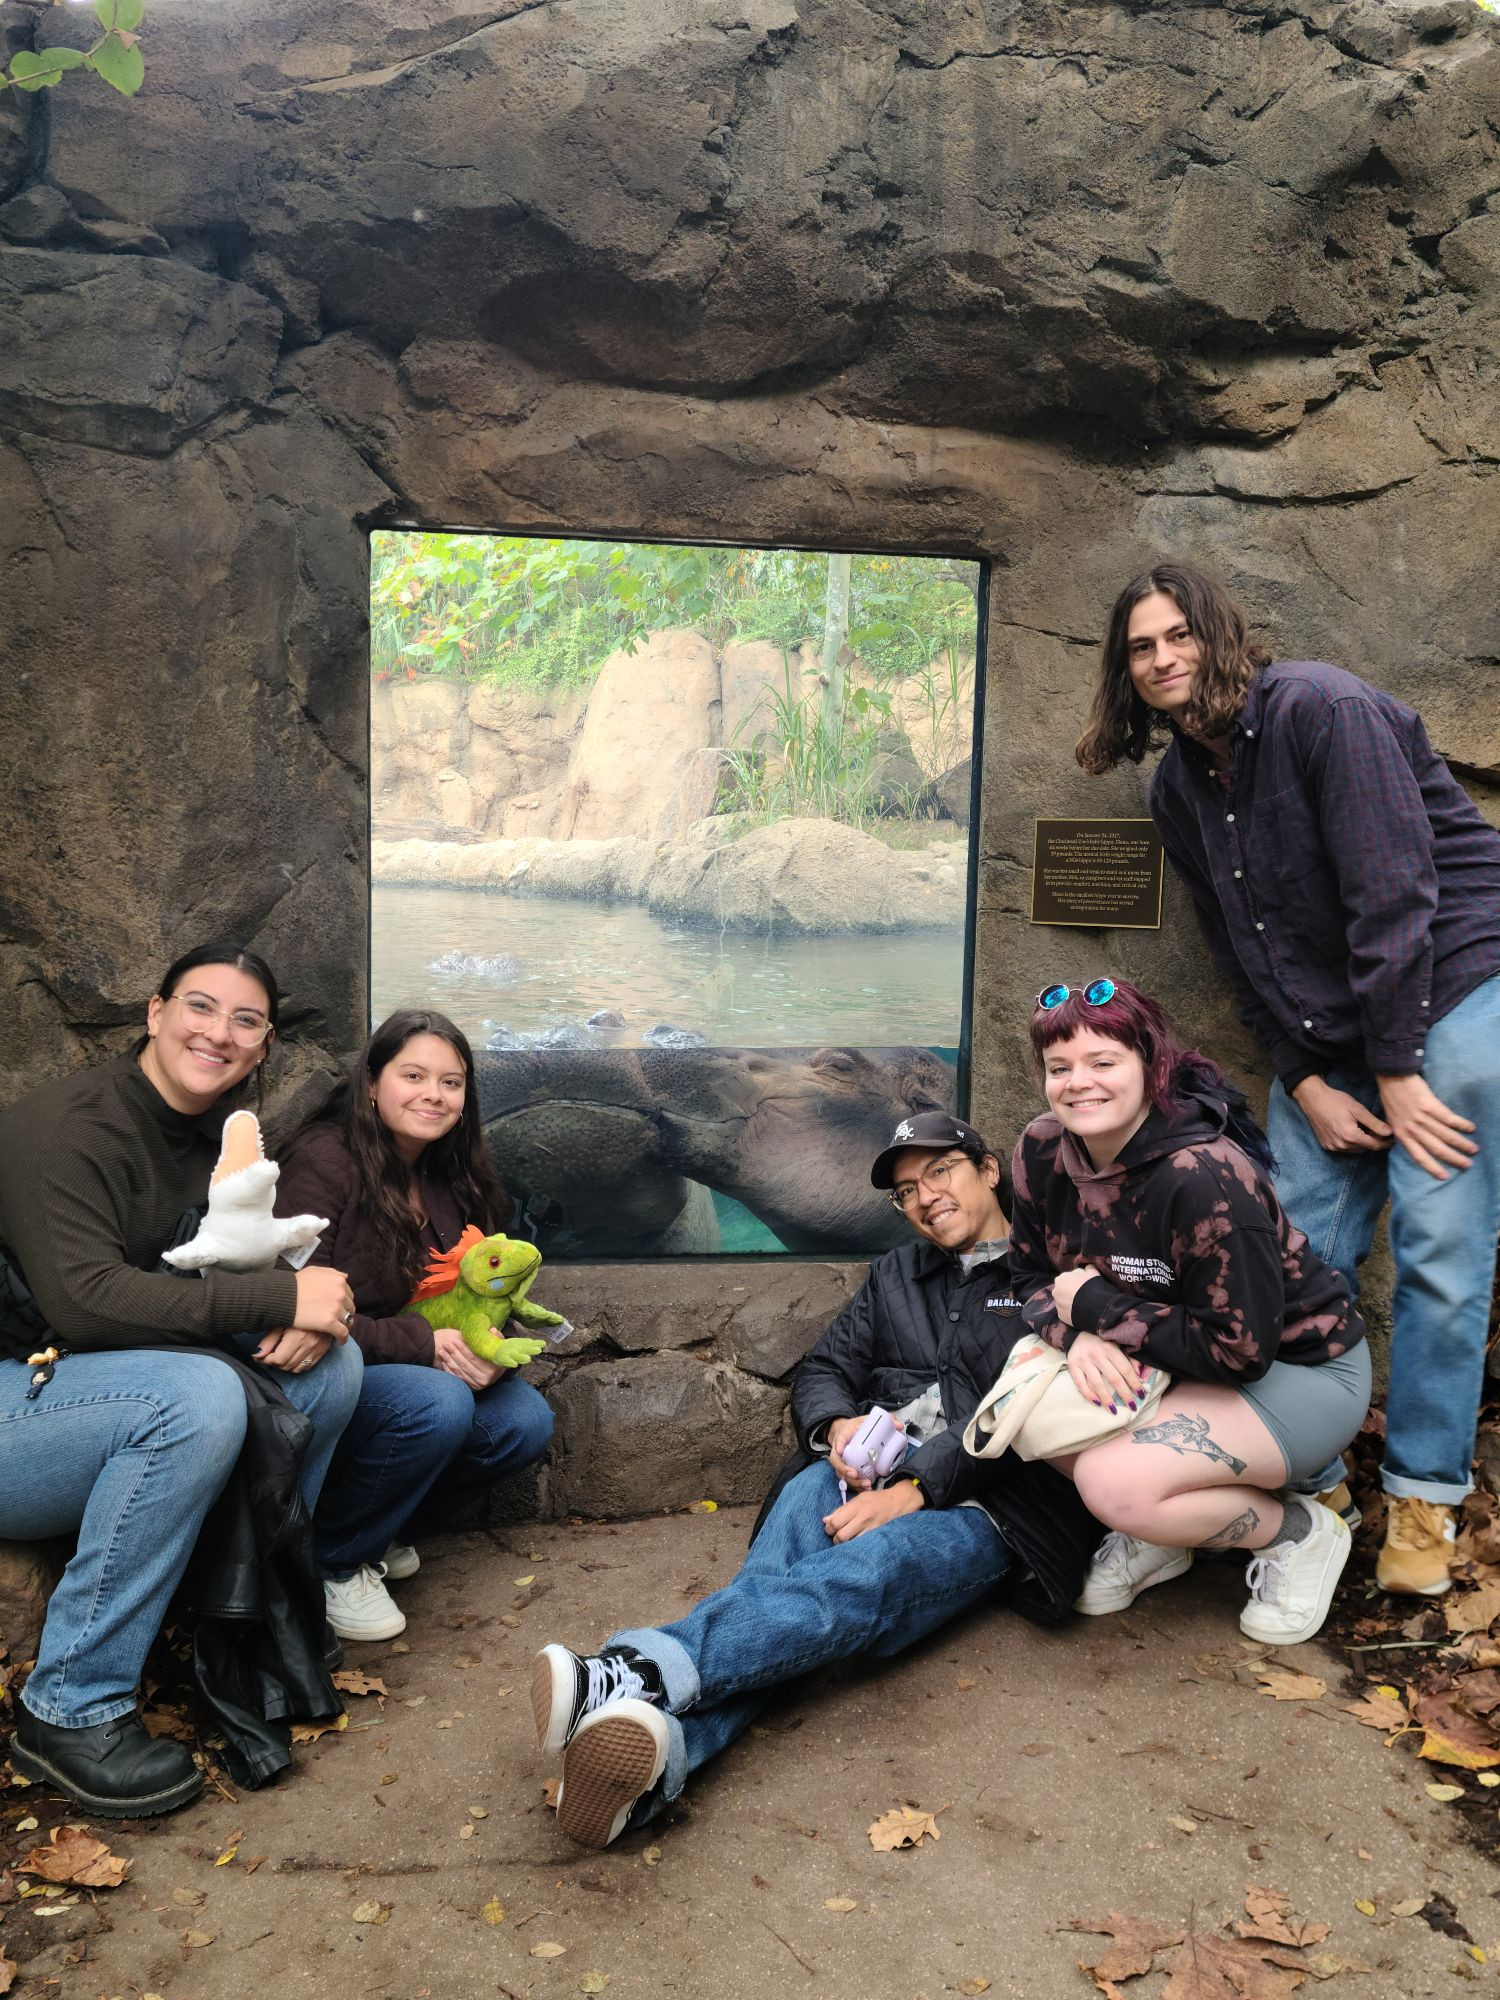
[272,1010,554,1643]
[0,945,362,1818]
[1009,977,1370,1645]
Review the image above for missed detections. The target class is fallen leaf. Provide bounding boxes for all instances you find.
[1161,1930,1308,1998]
[380,1772,400,1786]
[1169,1816,1199,1835]
[214,1844,238,1867]
[543,1777,560,1810]
[1445,1581,1500,1634]
[531,1941,567,1958]
[823,1896,858,1913]
[1237,1886,1330,1948]
[1253,1667,1327,1702]
[353,1900,392,1924]
[579,1975,611,1995]
[1069,1912,1185,1982]
[12,1818,36,1834]
[868,1805,941,1851]
[1469,1946,1488,1963]
[642,1845,662,1867]
[290,1712,348,1744]
[245,1855,266,1875]
[1302,1951,1372,1980]
[0,1951,14,1996]
[458,1824,475,1839]
[956,1982,990,1996]
[171,1887,207,1908]
[1354,1899,1377,1916]
[20,1825,130,1889]
[331,1671,389,1697]
[1479,1772,1500,1788]
[468,1805,489,1819]
[141,1707,196,1742]
[1425,1783,1466,1802]
[1414,1689,1500,1770]
[513,1575,536,1588]
[956,1678,978,1692]
[1345,1692,1409,1731]
[182,1928,216,1947]
[482,1897,505,1925]
[1391,1899,1426,1918]
[688,1500,718,1513]
[404,1694,427,1707]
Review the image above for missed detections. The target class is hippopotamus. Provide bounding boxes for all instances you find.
[473,1044,957,1259]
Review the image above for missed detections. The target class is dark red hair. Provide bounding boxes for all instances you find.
[1029,980,1274,1170]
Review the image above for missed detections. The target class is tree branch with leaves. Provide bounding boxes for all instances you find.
[2,0,145,99]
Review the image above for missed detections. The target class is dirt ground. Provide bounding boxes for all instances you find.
[4,1506,1497,2000]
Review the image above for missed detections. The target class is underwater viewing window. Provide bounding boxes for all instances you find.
[369,533,985,1260]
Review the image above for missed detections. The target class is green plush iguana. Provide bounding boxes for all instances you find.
[406,1226,570,1368]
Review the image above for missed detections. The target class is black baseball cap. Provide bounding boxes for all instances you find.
[870,1110,989,1189]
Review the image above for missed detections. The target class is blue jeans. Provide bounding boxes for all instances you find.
[611,1460,1011,1818]
[314,1363,554,1579]
[1268,973,1500,1503]
[0,1340,361,1729]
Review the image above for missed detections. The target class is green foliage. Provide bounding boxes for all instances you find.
[370,532,978,832]
[2,1,146,97]
[370,532,977,694]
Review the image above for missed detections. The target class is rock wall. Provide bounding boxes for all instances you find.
[3,0,1496,1133]
[1,2,1497,1562]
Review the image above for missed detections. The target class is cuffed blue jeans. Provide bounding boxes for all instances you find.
[610,1460,1011,1821]
[0,1339,361,1728]
[314,1363,554,1579]
[1268,973,1500,1504]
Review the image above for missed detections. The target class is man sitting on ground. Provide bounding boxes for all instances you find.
[528,1111,1101,1848]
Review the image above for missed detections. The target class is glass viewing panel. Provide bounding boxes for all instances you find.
[370,534,983,1259]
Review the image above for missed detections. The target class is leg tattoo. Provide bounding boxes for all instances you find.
[1200,1505,1260,1550]
[1128,1411,1248,1477]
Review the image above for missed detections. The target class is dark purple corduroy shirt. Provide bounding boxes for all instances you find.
[1147,660,1500,1089]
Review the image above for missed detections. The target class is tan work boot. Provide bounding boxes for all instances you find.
[1376,1496,1457,1597]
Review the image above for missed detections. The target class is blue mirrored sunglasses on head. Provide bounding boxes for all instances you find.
[1036,977,1117,1011]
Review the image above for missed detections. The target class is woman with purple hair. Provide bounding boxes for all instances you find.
[1008,977,1370,1645]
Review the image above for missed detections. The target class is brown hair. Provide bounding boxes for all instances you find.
[335,1010,512,1298]
[1075,563,1271,774]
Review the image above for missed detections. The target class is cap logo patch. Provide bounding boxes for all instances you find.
[893,1120,915,1141]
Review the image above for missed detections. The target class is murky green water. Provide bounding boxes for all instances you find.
[372,883,965,1049]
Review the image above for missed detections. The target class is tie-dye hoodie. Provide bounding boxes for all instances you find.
[1008,1089,1363,1383]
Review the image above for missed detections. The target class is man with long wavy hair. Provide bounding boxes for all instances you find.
[1076,562,1500,1597]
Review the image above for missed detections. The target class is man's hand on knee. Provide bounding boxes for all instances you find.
[823,1481,924,1544]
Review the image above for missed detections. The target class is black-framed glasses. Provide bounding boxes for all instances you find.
[1036,978,1117,1012]
[887,1151,970,1212]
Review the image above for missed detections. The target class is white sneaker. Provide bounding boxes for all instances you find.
[1239,1499,1351,1645]
[324,1563,407,1641]
[1075,1532,1193,1615]
[382,1543,420,1581]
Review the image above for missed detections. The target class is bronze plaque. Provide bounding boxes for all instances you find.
[1030,819,1164,929]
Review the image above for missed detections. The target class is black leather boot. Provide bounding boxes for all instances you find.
[11,1708,203,1817]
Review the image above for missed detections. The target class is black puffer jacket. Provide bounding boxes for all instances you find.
[760,1240,1102,1625]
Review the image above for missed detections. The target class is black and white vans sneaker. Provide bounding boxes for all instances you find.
[531,1643,664,1758]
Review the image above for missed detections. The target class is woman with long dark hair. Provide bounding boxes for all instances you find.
[0,945,361,1816]
[276,1010,553,1640]
[1008,977,1371,1646]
